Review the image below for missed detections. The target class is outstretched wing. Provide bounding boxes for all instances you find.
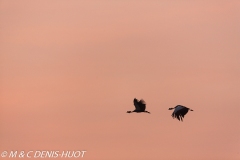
[138,99,146,111]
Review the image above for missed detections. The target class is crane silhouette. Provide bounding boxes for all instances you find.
[169,105,193,121]
[127,98,150,114]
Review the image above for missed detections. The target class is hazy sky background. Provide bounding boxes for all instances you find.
[1,1,240,160]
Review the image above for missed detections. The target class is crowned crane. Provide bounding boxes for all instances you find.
[127,98,150,114]
[169,105,193,121]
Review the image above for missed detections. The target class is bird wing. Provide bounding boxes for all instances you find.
[172,105,185,121]
[138,99,146,111]
[179,107,189,118]
[173,105,184,114]
[133,99,141,111]
[172,112,183,121]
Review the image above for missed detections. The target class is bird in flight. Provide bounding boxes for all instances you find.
[127,98,150,114]
[168,105,193,121]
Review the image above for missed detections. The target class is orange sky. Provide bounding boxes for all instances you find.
[1,1,240,160]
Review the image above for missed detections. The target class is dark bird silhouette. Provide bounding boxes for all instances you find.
[169,105,193,121]
[127,98,150,114]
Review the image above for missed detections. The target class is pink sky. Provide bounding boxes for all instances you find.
[1,1,240,160]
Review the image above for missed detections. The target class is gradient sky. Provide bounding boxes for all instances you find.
[1,1,240,160]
